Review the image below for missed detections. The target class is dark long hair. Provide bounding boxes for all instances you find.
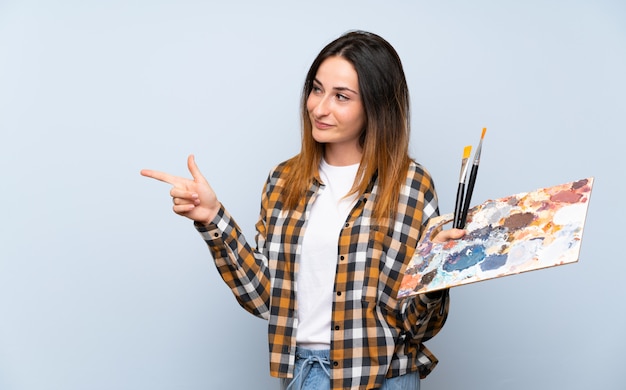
[283,30,412,221]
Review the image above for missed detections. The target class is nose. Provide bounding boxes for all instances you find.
[310,93,330,118]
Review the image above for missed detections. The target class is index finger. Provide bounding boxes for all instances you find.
[140,169,184,186]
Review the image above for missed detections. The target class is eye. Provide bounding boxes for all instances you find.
[336,93,349,101]
[311,84,323,94]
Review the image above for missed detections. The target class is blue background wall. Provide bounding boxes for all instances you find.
[1,1,624,389]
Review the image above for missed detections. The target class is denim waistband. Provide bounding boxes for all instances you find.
[295,347,330,361]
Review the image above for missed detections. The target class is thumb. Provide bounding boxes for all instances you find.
[187,154,207,183]
[432,228,466,243]
[447,228,466,240]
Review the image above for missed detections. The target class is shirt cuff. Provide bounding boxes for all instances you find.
[194,205,226,241]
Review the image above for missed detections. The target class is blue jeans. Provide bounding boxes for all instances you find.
[279,347,420,390]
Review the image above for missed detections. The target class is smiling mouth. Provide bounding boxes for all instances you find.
[314,120,333,130]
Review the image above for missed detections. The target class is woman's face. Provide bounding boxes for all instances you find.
[307,56,366,165]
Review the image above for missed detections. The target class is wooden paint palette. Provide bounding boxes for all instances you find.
[398,178,594,298]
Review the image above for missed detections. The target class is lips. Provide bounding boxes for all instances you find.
[314,120,334,130]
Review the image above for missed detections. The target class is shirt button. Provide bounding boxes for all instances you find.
[334,325,340,330]
[336,291,342,296]
[344,222,350,228]
[333,361,339,367]
[340,255,345,261]
[213,233,219,238]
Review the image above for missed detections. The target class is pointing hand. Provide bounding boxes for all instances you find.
[141,154,220,226]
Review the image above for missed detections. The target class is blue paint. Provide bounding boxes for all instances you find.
[443,245,486,272]
[480,254,508,271]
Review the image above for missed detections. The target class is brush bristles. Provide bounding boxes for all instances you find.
[463,145,472,159]
[481,127,487,139]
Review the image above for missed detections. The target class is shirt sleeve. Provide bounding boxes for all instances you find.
[194,190,272,320]
[400,290,449,342]
[400,165,450,342]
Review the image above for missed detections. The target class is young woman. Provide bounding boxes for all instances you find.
[141,30,463,390]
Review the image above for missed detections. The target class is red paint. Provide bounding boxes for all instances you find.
[550,190,582,203]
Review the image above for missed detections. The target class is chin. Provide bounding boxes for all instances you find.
[312,131,330,144]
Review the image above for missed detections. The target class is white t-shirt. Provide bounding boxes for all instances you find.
[296,159,359,350]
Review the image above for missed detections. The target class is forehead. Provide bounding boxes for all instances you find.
[315,56,359,89]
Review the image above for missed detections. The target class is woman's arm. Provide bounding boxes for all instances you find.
[141,155,272,319]
[195,204,272,319]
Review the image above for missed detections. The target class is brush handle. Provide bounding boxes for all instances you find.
[453,182,465,229]
[460,164,479,228]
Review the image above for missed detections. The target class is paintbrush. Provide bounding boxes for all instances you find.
[438,141,478,313]
[453,145,472,229]
[459,128,487,228]
[435,145,471,313]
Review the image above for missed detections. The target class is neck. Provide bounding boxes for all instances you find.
[323,144,362,166]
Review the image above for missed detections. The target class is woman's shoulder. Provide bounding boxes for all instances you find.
[407,159,434,183]
[263,155,304,190]
[268,156,298,178]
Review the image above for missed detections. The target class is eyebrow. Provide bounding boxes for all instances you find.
[313,78,359,95]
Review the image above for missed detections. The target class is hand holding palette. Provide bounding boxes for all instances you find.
[398,178,594,298]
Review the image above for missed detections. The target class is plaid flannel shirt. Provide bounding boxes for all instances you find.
[196,159,449,390]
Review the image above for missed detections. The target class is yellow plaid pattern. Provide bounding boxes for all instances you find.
[196,160,448,390]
